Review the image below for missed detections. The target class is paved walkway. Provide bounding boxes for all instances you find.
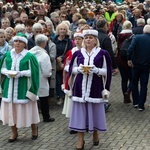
[0,74,150,150]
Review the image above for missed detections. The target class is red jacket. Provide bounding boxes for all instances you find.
[117,31,132,68]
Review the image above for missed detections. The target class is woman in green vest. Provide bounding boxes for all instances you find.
[0,32,40,142]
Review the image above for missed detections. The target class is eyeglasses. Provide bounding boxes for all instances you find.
[61,15,67,18]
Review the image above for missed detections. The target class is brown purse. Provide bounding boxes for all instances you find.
[56,40,68,71]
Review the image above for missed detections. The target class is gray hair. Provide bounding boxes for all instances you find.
[96,18,107,29]
[32,23,43,31]
[50,12,59,20]
[15,23,25,33]
[45,20,55,33]
[35,34,48,46]
[122,20,132,29]
[137,18,145,26]
[147,18,150,25]
[143,25,150,33]
[0,29,6,35]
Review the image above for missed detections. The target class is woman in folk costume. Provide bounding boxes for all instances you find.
[62,32,84,134]
[68,29,112,150]
[0,32,40,142]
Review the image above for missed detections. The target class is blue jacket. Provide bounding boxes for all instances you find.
[127,33,150,68]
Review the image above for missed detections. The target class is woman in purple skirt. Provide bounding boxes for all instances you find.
[68,29,112,150]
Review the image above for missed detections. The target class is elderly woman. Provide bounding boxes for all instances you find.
[0,32,40,142]
[38,20,47,31]
[1,17,10,29]
[117,20,133,104]
[5,27,14,47]
[15,24,26,34]
[45,20,55,40]
[0,29,12,60]
[53,22,73,105]
[43,28,56,98]
[50,12,60,30]
[30,34,55,123]
[68,29,112,149]
[0,28,12,106]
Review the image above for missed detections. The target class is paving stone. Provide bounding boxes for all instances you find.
[0,74,150,150]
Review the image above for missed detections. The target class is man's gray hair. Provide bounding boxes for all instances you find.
[35,34,48,46]
[137,18,145,26]
[50,12,59,20]
[32,23,43,31]
[96,18,107,29]
[143,25,150,33]
[147,18,150,25]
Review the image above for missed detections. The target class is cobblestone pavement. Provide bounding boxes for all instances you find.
[0,74,150,150]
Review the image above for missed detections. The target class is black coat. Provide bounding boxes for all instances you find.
[97,28,117,69]
[28,36,35,50]
[53,35,73,60]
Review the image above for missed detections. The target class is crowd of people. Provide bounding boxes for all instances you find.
[0,0,150,149]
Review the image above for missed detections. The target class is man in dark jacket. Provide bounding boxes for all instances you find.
[127,25,150,111]
[132,18,145,34]
[96,18,118,75]
[129,9,142,28]
[96,18,118,111]
[28,23,43,50]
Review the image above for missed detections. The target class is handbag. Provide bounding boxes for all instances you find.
[56,40,68,71]
[56,60,64,71]
[101,76,110,100]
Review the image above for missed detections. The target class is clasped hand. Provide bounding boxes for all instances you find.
[14,71,22,78]
[88,65,99,75]
[8,71,21,79]
[77,64,99,75]
[77,64,84,74]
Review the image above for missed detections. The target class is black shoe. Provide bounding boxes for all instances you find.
[31,135,38,140]
[69,130,77,134]
[31,126,38,140]
[43,118,55,122]
[8,134,18,142]
[93,141,99,146]
[124,93,131,104]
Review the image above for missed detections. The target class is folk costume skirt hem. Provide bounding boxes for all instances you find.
[0,100,40,128]
[69,101,107,133]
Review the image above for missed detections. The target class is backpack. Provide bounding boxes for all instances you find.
[120,34,134,58]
